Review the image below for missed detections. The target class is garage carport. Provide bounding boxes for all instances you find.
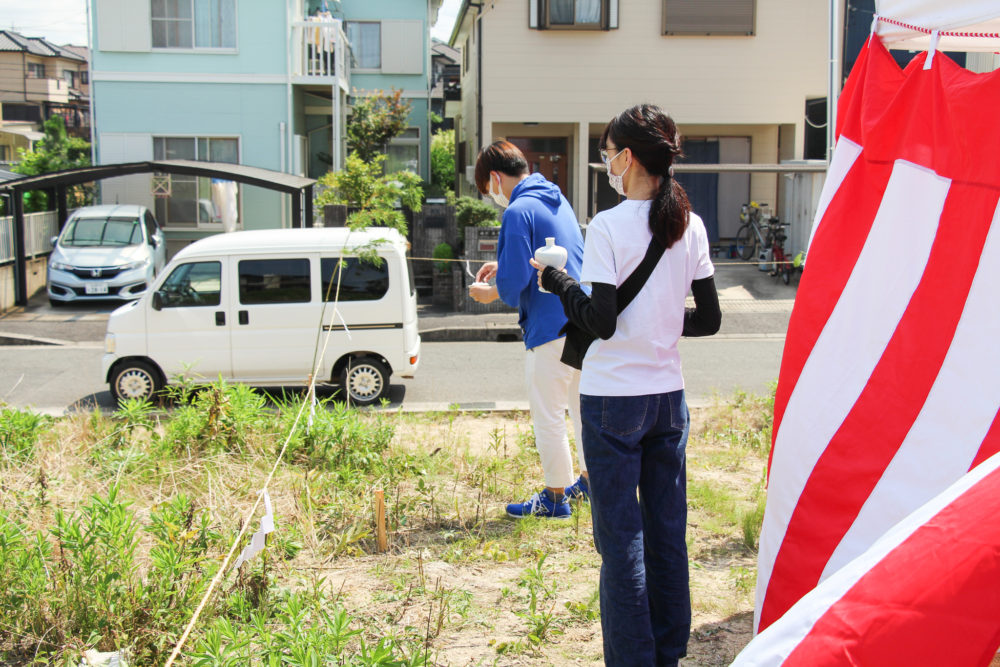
[0,160,317,306]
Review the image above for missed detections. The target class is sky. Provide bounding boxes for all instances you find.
[0,0,463,47]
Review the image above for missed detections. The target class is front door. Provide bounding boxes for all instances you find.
[507,137,569,197]
[147,259,231,382]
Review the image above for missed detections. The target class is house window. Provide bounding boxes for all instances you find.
[530,0,617,30]
[151,0,237,49]
[26,62,45,78]
[320,257,389,302]
[80,70,89,84]
[662,0,755,36]
[63,70,76,88]
[153,136,239,228]
[345,21,381,69]
[386,128,419,174]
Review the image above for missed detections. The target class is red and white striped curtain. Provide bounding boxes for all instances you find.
[753,29,1000,647]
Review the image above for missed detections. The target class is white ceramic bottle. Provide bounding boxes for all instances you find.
[534,237,567,293]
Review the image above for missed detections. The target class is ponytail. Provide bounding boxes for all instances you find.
[650,173,690,249]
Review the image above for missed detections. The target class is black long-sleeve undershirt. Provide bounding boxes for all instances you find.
[541,267,721,339]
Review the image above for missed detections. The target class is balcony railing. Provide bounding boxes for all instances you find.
[290,19,350,89]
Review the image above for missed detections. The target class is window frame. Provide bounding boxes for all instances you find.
[26,62,45,79]
[385,127,420,175]
[152,134,241,230]
[150,0,239,52]
[345,20,382,71]
[661,0,756,36]
[532,0,616,31]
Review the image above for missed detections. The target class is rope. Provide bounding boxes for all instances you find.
[164,236,366,667]
[875,14,1000,39]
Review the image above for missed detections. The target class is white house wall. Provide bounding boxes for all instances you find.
[456,0,827,224]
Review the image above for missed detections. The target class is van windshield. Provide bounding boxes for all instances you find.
[60,217,143,247]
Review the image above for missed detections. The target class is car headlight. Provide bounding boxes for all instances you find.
[50,260,73,271]
[104,333,116,354]
[121,258,151,271]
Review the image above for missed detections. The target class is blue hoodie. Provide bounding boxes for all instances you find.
[495,173,584,350]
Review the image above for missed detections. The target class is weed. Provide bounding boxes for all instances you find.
[0,406,49,461]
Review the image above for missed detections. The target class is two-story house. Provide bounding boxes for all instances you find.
[0,30,91,164]
[90,0,440,255]
[449,0,829,241]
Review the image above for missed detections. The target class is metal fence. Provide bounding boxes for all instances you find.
[0,211,59,264]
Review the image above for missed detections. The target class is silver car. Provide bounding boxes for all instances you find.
[47,205,167,305]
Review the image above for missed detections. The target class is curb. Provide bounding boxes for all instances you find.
[419,326,522,343]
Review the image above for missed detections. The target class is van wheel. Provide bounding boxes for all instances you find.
[111,360,162,403]
[340,357,389,406]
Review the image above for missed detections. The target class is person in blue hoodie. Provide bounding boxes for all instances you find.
[468,140,588,519]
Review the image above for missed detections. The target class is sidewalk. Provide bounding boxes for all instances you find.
[0,258,795,345]
[422,258,796,342]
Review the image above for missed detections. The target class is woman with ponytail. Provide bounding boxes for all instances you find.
[531,104,721,666]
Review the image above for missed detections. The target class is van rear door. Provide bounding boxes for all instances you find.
[229,254,319,382]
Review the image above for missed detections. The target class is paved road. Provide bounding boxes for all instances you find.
[0,337,784,415]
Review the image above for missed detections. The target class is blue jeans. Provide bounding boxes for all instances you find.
[581,390,691,667]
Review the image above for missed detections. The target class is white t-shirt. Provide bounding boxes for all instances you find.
[579,200,714,397]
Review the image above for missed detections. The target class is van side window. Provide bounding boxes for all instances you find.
[239,258,311,304]
[320,257,389,302]
[158,261,221,307]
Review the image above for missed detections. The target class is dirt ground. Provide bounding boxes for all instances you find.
[344,408,760,665]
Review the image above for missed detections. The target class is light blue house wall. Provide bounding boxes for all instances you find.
[90,0,437,250]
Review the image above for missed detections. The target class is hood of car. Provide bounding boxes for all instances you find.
[54,244,148,268]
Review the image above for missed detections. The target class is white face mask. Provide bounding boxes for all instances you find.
[489,173,509,208]
[605,148,629,197]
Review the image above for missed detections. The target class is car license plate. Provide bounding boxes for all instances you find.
[85,282,109,295]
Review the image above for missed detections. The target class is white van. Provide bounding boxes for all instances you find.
[101,227,420,406]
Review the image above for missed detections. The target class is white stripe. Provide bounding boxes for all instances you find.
[754,161,950,630]
[735,449,1000,666]
[806,137,862,253]
[823,197,1000,578]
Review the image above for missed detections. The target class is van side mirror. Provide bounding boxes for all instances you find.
[150,236,160,248]
[50,236,59,246]
[151,291,163,311]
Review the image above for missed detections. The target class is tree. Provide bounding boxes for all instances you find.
[315,153,423,236]
[13,115,92,212]
[428,128,455,198]
[346,89,412,163]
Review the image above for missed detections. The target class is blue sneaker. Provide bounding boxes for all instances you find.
[565,475,590,502]
[506,489,571,519]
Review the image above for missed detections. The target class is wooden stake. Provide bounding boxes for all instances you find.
[375,488,387,553]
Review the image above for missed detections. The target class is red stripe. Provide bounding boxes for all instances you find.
[767,158,887,480]
[969,407,1000,470]
[759,183,998,631]
[783,463,1000,666]
[770,38,906,473]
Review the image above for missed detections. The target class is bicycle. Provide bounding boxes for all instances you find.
[735,202,770,262]
[765,216,794,285]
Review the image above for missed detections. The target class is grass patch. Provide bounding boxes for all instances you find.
[0,383,773,665]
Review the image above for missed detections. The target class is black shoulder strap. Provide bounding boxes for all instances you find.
[616,238,666,315]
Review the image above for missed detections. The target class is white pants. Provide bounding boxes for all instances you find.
[525,337,585,488]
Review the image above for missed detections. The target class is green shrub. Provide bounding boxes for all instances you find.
[432,242,455,273]
[0,406,49,462]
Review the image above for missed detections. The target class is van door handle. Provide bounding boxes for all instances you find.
[215,311,225,326]
[238,310,249,325]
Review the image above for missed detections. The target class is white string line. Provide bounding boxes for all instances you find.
[165,235,367,667]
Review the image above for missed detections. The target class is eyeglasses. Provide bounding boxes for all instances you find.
[599,147,623,164]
